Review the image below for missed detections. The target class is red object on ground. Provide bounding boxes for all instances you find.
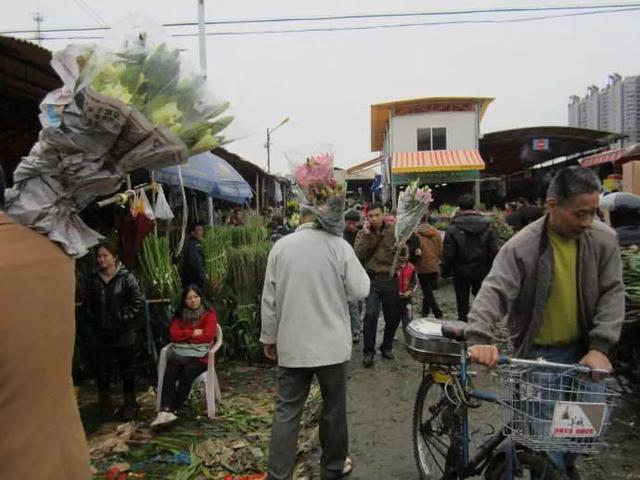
[106,467,128,480]
[223,474,267,480]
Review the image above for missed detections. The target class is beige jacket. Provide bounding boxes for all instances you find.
[466,216,624,358]
[0,213,91,479]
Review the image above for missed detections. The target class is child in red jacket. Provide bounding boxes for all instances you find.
[151,284,218,427]
[397,250,418,331]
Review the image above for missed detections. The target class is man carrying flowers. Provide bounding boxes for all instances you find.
[261,148,370,480]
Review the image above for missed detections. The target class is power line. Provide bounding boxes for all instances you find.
[72,0,107,27]
[14,6,640,41]
[1,3,639,35]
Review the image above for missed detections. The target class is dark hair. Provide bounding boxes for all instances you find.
[457,194,475,211]
[345,210,360,222]
[189,221,206,233]
[368,201,384,212]
[0,164,5,208]
[610,207,640,227]
[547,166,601,202]
[96,240,119,258]
[177,284,212,314]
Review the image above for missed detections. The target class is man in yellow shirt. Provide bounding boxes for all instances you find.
[465,166,624,477]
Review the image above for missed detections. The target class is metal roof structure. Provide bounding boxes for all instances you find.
[370,96,494,152]
[0,35,60,102]
[479,126,623,176]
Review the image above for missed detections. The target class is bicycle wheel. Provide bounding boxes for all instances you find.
[484,450,567,480]
[413,373,457,480]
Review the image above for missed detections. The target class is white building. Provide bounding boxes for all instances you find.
[569,74,640,146]
[370,96,493,205]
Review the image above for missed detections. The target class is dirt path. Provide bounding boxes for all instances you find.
[309,281,640,480]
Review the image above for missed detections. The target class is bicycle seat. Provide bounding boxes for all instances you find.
[441,321,466,341]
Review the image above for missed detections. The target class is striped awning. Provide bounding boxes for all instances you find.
[580,144,640,168]
[580,149,626,168]
[392,150,485,173]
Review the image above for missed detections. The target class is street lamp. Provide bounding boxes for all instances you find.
[266,117,290,173]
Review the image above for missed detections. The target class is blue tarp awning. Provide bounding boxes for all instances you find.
[155,152,253,204]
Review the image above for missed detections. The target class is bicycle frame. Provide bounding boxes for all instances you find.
[427,339,612,479]
[430,339,512,480]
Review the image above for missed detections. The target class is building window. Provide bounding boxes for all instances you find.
[417,127,447,151]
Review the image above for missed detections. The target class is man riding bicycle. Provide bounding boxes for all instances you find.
[465,167,624,476]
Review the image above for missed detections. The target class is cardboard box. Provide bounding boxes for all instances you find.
[623,161,640,195]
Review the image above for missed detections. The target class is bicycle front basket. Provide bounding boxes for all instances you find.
[497,363,619,454]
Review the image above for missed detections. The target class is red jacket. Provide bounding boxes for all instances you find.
[169,309,218,364]
[397,262,417,295]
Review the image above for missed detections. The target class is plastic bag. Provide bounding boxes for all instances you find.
[390,179,433,275]
[286,144,345,236]
[4,19,233,257]
[88,17,233,156]
[153,184,174,220]
[395,180,433,242]
[131,188,155,220]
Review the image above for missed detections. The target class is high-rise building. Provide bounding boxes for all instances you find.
[568,73,640,146]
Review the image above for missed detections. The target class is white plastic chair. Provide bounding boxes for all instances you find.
[156,324,223,419]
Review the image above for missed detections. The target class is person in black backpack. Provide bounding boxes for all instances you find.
[442,195,499,322]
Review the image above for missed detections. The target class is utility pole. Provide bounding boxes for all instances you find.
[196,0,214,226]
[33,12,44,45]
[197,0,207,78]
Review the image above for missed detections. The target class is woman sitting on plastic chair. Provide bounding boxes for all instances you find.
[151,284,218,427]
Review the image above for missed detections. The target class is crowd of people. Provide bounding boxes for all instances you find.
[258,166,629,480]
[0,163,636,479]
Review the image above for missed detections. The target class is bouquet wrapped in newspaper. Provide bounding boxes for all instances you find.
[5,23,233,257]
[288,145,346,236]
[390,179,433,275]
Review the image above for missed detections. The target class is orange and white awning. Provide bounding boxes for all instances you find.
[392,150,485,173]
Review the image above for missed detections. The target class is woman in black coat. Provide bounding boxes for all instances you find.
[85,241,145,420]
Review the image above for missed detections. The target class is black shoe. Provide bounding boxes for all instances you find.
[380,348,395,360]
[434,311,443,319]
[363,353,374,368]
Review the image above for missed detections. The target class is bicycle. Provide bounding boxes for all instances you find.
[406,318,618,480]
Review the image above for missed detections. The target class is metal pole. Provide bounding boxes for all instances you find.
[390,111,397,209]
[266,128,271,174]
[197,0,207,77]
[207,197,214,227]
[474,103,481,209]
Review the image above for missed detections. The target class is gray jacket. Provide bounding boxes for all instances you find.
[260,224,370,368]
[465,216,624,357]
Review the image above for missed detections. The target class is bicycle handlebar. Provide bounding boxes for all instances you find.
[497,355,611,375]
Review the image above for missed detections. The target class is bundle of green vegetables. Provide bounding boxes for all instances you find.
[201,230,228,291]
[138,234,182,302]
[89,35,233,155]
[621,246,640,307]
[227,242,272,303]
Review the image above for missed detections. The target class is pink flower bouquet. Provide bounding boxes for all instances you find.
[287,146,345,236]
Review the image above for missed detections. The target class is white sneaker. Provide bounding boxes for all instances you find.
[150,411,178,428]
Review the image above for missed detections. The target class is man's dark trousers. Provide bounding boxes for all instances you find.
[453,276,483,322]
[363,275,402,354]
[267,362,348,480]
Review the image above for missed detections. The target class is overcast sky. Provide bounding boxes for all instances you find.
[3,1,640,174]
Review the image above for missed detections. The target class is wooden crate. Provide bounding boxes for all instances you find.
[623,161,640,195]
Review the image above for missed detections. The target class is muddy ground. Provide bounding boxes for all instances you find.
[308,280,640,480]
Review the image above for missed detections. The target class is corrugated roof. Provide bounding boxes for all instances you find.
[580,143,640,168]
[0,35,60,101]
[370,96,494,152]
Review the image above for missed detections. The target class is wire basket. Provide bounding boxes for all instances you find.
[497,363,619,454]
